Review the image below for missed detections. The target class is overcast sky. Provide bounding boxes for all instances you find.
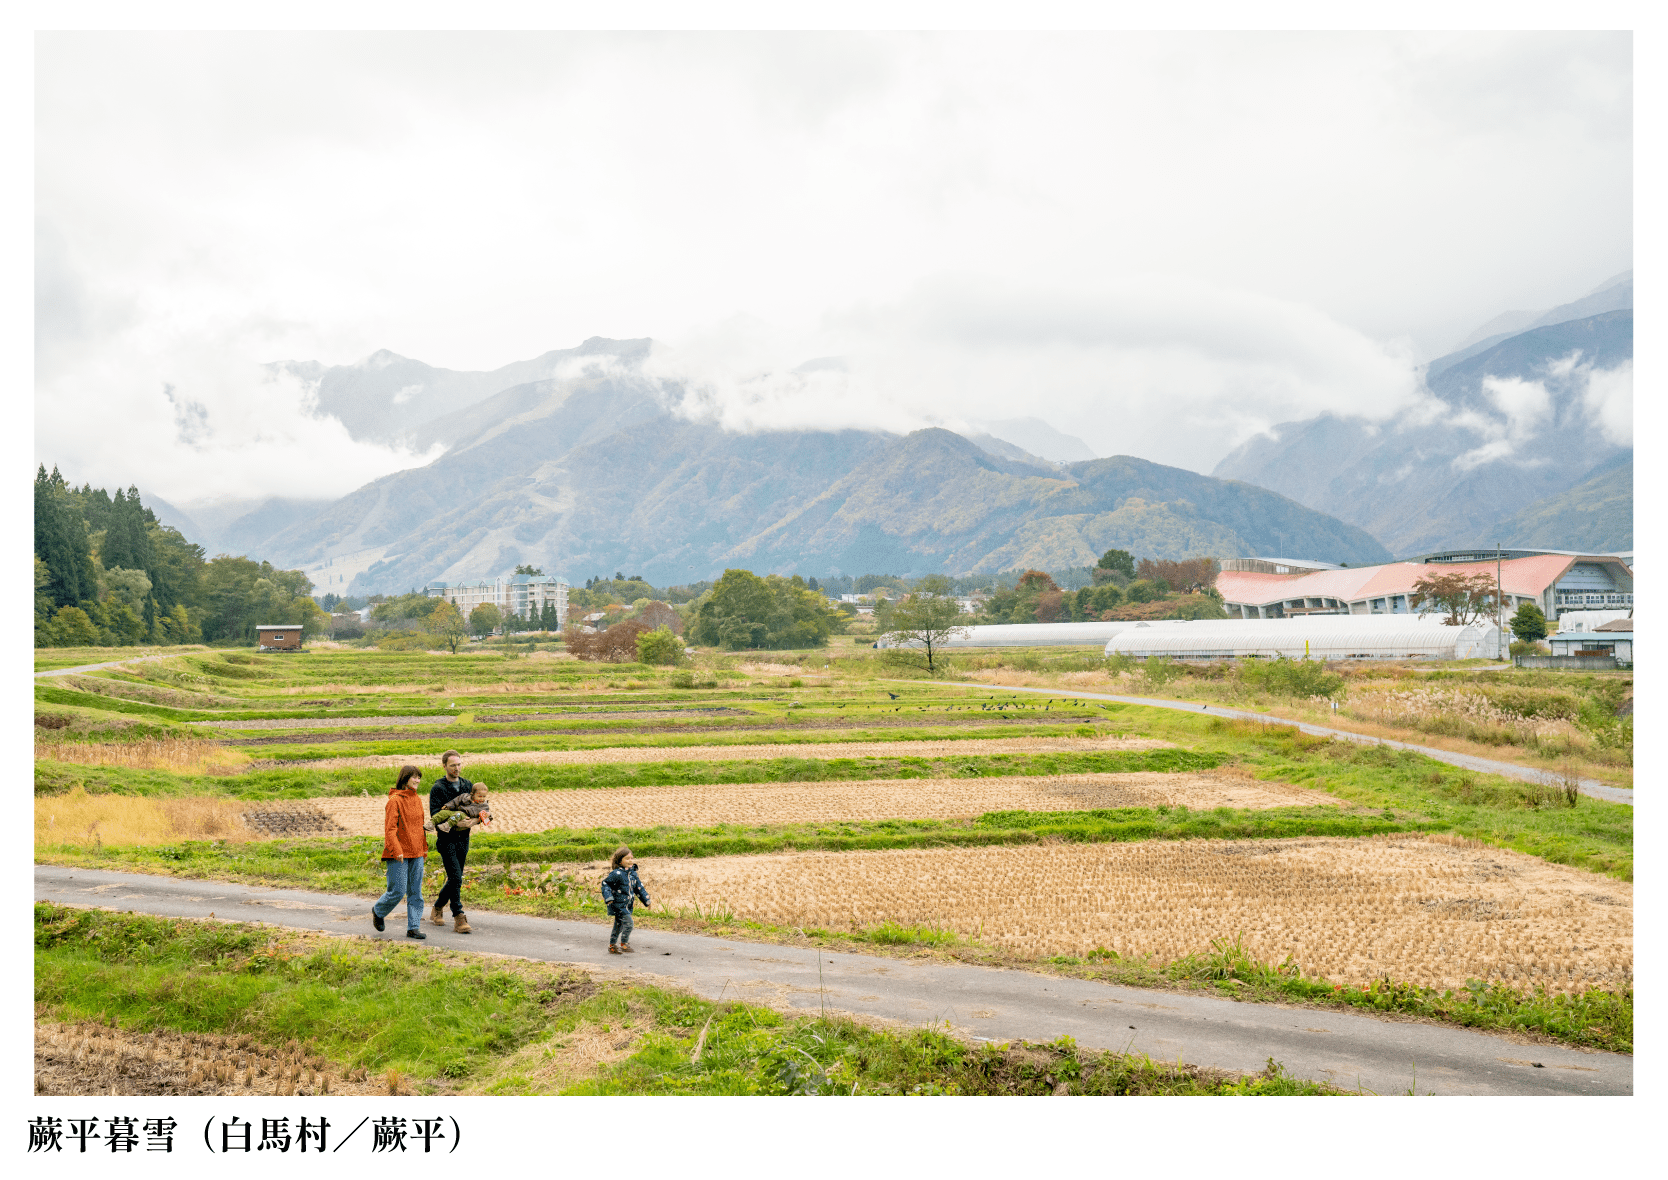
[35,30,1632,504]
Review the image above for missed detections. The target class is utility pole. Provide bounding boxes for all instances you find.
[1496,542,1504,660]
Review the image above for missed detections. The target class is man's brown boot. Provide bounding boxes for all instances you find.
[430,906,446,927]
[454,913,472,934]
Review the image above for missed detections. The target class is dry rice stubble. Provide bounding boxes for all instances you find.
[624,836,1631,993]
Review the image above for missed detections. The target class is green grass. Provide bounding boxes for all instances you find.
[1191,717,1633,879]
[34,905,1346,1095]
[33,747,1218,800]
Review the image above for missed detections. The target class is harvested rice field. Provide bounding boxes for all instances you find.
[628,836,1632,993]
[278,734,1173,771]
[310,770,1336,833]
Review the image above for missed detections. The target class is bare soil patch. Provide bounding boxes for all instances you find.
[313,769,1332,834]
[622,836,1632,994]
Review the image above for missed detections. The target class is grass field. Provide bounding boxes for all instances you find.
[34,643,1634,1082]
[35,906,1346,1095]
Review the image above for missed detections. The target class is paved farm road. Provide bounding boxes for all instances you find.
[908,681,1634,805]
[36,865,1629,1096]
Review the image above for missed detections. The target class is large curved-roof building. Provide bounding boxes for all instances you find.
[1217,552,1631,622]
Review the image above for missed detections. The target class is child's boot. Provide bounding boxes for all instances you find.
[454,912,472,934]
[620,943,635,953]
[608,944,621,954]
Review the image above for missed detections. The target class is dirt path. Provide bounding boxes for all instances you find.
[35,865,1629,1096]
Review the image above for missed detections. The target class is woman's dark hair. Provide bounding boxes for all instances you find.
[396,764,422,790]
[611,846,632,868]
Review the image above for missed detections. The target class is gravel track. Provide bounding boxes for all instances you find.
[307,769,1333,834]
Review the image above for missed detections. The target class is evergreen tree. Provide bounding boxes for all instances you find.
[101,486,155,573]
[34,465,97,607]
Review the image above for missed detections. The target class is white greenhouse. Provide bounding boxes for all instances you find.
[876,620,1190,649]
[1103,616,1503,661]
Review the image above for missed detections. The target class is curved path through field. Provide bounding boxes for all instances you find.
[911,682,1634,805]
[35,654,186,678]
[35,865,1629,1096]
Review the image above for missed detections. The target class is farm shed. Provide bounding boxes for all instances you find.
[1104,616,1502,661]
[1548,622,1632,664]
[255,624,303,652]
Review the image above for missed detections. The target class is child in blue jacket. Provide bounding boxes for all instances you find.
[601,846,651,954]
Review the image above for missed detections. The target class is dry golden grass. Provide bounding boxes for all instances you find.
[629,836,1632,993]
[34,1021,382,1096]
[36,737,252,775]
[35,787,251,847]
[734,662,807,676]
[960,670,1635,788]
[312,770,1334,835]
[280,734,1172,772]
[466,1019,646,1095]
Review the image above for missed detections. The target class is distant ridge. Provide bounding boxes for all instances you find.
[236,344,1389,593]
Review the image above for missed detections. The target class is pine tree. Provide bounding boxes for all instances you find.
[34,465,97,607]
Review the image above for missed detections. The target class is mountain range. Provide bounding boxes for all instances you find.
[1213,277,1632,557]
[155,266,1631,591]
[219,350,1389,594]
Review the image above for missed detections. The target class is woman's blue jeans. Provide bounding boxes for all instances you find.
[373,857,426,930]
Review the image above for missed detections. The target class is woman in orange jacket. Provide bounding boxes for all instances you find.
[371,764,431,939]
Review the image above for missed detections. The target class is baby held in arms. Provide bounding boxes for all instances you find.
[434,783,493,833]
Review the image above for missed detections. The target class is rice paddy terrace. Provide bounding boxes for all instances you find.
[35,646,1633,1048]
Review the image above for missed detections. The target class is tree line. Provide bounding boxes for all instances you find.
[34,465,324,648]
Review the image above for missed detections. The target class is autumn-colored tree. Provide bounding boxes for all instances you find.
[1136,557,1220,593]
[569,619,652,662]
[1411,570,1497,625]
[638,600,683,635]
[1034,589,1065,623]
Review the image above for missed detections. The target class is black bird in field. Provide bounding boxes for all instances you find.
[887,692,899,699]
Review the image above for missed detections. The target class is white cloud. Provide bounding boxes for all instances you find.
[1481,374,1553,429]
[646,276,1425,470]
[33,31,1631,497]
[1583,361,1632,446]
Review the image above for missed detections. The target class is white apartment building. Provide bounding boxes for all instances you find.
[424,573,569,629]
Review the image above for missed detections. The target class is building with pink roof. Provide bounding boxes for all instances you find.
[1216,551,1631,621]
